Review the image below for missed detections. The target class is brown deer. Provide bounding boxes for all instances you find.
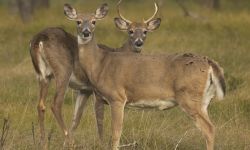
[30,26,94,148]
[91,0,161,141]
[64,2,226,150]
[30,2,160,147]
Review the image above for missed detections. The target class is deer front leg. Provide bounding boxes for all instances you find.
[110,101,125,150]
[94,94,105,141]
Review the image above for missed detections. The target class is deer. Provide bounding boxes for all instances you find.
[64,2,226,150]
[30,1,161,147]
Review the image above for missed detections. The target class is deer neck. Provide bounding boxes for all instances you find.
[78,34,104,83]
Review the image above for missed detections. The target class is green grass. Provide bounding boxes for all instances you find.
[0,0,250,149]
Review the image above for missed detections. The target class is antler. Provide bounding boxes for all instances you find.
[117,0,132,24]
[143,2,159,23]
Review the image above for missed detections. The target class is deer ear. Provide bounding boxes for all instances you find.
[95,3,109,19]
[64,3,77,20]
[146,18,161,31]
[114,17,129,30]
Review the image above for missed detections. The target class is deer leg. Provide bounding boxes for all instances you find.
[51,78,69,142]
[94,94,105,141]
[110,100,125,150]
[194,112,214,150]
[37,78,50,146]
[69,90,92,140]
[178,94,215,150]
[198,101,215,150]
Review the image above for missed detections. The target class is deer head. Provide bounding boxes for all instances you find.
[64,3,109,44]
[114,0,161,52]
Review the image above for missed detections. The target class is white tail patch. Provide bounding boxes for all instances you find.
[39,41,43,49]
[211,70,224,100]
[202,66,225,112]
[37,41,52,81]
[202,67,216,112]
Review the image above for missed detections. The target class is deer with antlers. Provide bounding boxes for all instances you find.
[64,1,225,150]
[30,1,161,147]
[91,0,161,142]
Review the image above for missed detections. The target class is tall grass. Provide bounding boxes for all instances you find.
[0,0,250,149]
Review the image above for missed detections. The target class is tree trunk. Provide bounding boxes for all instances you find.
[204,0,220,9]
[13,0,50,22]
[213,0,220,9]
[8,0,19,14]
[16,0,33,22]
[32,0,50,9]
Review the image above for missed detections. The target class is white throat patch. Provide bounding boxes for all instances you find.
[78,35,91,45]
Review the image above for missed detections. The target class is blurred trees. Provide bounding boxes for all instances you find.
[8,0,50,22]
[175,0,221,20]
[16,0,33,22]
[32,0,50,8]
[204,0,220,9]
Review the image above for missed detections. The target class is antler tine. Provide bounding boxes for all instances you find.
[117,0,132,24]
[144,2,159,23]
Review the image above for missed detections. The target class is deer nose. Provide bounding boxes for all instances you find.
[135,39,143,47]
[82,30,91,37]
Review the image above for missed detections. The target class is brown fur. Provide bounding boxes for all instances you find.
[77,35,225,150]
[29,21,150,146]
[63,3,225,150]
[61,2,161,146]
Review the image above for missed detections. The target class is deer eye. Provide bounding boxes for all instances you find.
[143,30,147,34]
[92,20,96,25]
[76,21,82,25]
[129,30,134,35]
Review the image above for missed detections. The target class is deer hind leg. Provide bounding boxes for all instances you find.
[50,75,70,143]
[177,93,215,150]
[195,111,214,150]
[69,90,92,142]
[37,77,50,146]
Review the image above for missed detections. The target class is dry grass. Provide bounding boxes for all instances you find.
[0,0,250,149]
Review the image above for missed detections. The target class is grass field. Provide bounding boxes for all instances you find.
[0,0,250,149]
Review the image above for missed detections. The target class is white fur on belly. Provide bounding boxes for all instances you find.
[69,73,91,90]
[127,99,177,110]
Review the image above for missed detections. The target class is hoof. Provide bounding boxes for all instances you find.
[38,140,48,150]
[63,135,75,150]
